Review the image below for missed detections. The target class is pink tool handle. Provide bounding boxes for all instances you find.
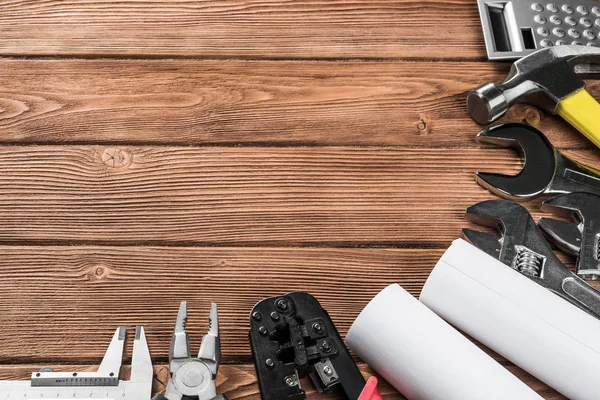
[358,377,382,400]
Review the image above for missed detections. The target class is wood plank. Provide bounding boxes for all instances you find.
[0,246,449,361]
[0,363,567,399]
[0,145,593,246]
[0,0,486,60]
[0,145,598,245]
[0,59,597,147]
[0,246,593,361]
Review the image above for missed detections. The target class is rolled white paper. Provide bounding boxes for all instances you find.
[420,238,600,400]
[346,283,541,400]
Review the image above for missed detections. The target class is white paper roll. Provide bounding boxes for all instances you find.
[346,283,542,400]
[420,238,600,400]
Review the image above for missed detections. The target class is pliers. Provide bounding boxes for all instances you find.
[473,123,600,200]
[153,302,227,400]
[463,199,600,319]
[539,192,600,281]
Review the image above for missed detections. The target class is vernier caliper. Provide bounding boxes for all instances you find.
[0,326,153,399]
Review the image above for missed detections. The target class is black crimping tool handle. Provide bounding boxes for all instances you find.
[249,292,365,400]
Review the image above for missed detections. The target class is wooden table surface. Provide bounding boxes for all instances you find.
[0,1,599,398]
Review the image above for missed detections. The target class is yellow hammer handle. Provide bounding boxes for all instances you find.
[557,89,600,148]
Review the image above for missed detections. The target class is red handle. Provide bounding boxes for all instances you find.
[358,377,383,400]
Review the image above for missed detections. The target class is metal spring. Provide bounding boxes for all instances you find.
[596,235,600,261]
[515,247,543,278]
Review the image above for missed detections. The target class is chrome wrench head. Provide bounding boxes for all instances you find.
[463,199,551,275]
[540,193,600,280]
[476,123,600,200]
[475,124,558,200]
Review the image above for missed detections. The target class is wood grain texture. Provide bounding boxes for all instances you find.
[0,363,568,399]
[0,0,485,60]
[0,245,592,361]
[0,2,596,398]
[1,145,598,245]
[0,59,597,147]
[0,246,579,398]
[0,246,446,360]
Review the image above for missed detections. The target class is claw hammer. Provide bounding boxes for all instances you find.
[467,45,600,148]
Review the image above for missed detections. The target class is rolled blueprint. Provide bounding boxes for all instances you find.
[420,238,600,400]
[346,283,542,400]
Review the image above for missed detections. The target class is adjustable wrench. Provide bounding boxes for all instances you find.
[463,199,600,319]
[539,192,600,280]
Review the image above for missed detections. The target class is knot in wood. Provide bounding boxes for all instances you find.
[523,108,541,126]
[101,148,132,168]
[416,116,431,135]
[87,265,108,281]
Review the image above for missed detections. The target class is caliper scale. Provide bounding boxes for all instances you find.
[0,326,153,400]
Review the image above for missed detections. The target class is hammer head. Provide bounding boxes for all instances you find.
[467,45,600,125]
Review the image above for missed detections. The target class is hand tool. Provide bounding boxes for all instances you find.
[475,0,600,60]
[467,45,600,147]
[0,326,153,399]
[153,301,226,400]
[462,199,600,318]
[538,192,600,280]
[473,123,600,200]
[420,238,600,400]
[249,292,367,400]
[347,284,542,400]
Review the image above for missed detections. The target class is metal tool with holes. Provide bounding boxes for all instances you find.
[468,45,600,148]
[539,192,600,280]
[462,199,600,318]
[473,123,600,200]
[153,302,226,400]
[476,0,600,59]
[0,326,153,399]
[249,292,366,400]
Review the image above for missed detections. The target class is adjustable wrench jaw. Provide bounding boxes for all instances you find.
[538,217,582,256]
[464,200,552,277]
[475,124,600,200]
[540,193,600,280]
[464,199,600,318]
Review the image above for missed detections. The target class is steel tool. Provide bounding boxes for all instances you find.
[538,192,600,280]
[473,123,600,200]
[475,0,600,60]
[462,199,600,318]
[249,292,367,400]
[0,326,153,399]
[467,45,600,147]
[153,301,226,400]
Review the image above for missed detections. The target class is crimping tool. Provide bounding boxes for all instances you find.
[249,292,380,400]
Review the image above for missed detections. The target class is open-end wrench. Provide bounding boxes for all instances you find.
[474,123,600,200]
[539,192,600,281]
[462,199,600,319]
